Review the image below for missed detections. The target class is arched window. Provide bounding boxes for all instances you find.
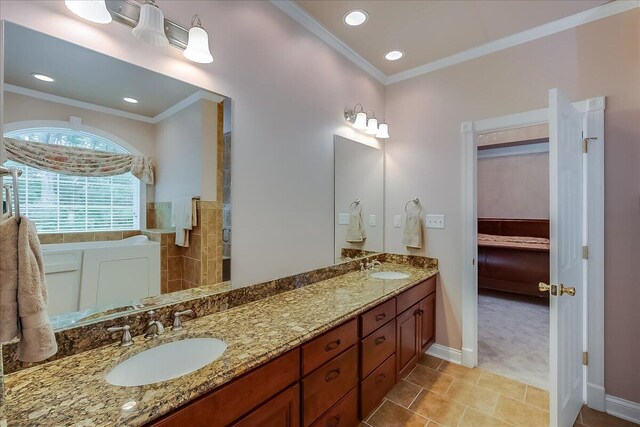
[3,127,140,233]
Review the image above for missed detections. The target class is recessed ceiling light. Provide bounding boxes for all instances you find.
[344,9,368,26]
[32,73,55,83]
[385,50,404,61]
[123,97,139,104]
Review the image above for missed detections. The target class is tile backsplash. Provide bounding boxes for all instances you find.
[38,230,141,244]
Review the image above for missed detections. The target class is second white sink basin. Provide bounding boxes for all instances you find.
[370,271,410,280]
[106,338,227,387]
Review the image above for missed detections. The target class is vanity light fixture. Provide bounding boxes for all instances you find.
[32,73,55,83]
[123,97,139,104]
[344,9,369,27]
[132,0,169,47]
[183,15,214,64]
[65,0,112,24]
[385,50,404,61]
[344,104,389,139]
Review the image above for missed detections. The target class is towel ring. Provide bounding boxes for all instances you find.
[405,197,423,215]
[350,199,360,210]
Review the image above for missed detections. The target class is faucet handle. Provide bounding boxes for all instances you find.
[172,309,194,331]
[107,324,133,347]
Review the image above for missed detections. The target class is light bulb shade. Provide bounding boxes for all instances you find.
[376,123,390,139]
[65,0,112,24]
[132,2,169,47]
[184,26,214,64]
[365,118,378,134]
[353,112,367,129]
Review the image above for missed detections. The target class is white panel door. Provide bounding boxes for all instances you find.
[548,88,584,427]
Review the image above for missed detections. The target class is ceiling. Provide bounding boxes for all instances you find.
[296,0,608,76]
[4,23,206,118]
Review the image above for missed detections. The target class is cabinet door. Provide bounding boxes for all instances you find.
[396,303,419,377]
[233,384,300,427]
[419,293,435,350]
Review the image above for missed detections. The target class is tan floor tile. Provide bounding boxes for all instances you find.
[386,380,423,408]
[580,405,638,427]
[368,400,428,427]
[494,395,550,427]
[525,385,550,411]
[416,354,444,370]
[437,361,482,384]
[405,365,454,395]
[459,407,513,427]
[444,378,500,414]
[477,371,527,401]
[409,390,466,426]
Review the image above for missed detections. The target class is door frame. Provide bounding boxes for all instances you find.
[460,96,605,410]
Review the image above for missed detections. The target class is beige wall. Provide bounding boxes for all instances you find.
[384,10,640,402]
[477,152,549,219]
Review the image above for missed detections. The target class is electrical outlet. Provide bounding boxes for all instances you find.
[369,214,376,226]
[426,214,445,229]
[338,213,349,225]
[394,215,402,228]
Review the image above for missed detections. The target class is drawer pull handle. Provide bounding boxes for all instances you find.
[374,336,386,345]
[325,339,341,352]
[375,373,386,383]
[375,313,386,321]
[325,368,341,382]
[326,415,341,427]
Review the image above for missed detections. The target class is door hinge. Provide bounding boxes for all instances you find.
[583,137,598,154]
[582,246,589,260]
[583,351,589,366]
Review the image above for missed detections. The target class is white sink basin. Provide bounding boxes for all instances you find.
[106,338,227,387]
[370,271,410,280]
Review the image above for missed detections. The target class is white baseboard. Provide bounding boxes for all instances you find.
[605,394,640,424]
[586,382,606,411]
[426,344,462,365]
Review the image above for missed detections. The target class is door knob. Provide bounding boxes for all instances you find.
[559,284,576,296]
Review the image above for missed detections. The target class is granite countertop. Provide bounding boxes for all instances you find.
[4,262,437,426]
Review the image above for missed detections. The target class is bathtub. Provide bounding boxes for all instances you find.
[42,235,161,317]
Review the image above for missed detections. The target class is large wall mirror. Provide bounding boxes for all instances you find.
[1,22,232,329]
[334,135,384,261]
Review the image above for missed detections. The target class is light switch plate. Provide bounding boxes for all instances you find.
[369,214,376,226]
[426,214,445,229]
[394,215,402,228]
[338,213,349,225]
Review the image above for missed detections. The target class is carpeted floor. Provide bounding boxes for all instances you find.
[478,289,549,390]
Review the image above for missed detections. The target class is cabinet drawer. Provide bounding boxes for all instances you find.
[310,388,358,427]
[360,354,396,419]
[360,319,396,378]
[232,384,300,427]
[149,349,300,427]
[303,346,358,426]
[360,298,396,338]
[396,276,436,314]
[302,319,357,375]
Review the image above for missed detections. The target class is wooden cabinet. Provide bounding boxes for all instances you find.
[360,319,396,378]
[360,298,396,337]
[302,320,357,375]
[419,293,435,349]
[360,354,396,417]
[233,384,300,427]
[310,388,358,427]
[396,302,420,377]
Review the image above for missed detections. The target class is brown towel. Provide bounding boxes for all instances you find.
[16,217,58,362]
[0,216,19,342]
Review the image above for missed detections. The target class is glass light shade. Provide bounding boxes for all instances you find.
[184,26,214,64]
[132,2,169,47]
[65,0,112,24]
[353,112,367,129]
[376,123,390,139]
[365,118,378,135]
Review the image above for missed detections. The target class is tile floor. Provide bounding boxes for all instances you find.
[360,355,636,427]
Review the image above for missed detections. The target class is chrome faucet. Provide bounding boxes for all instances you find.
[144,310,165,339]
[172,309,194,331]
[365,260,382,270]
[107,324,133,347]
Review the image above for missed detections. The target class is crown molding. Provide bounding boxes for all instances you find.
[270,0,639,86]
[269,0,387,84]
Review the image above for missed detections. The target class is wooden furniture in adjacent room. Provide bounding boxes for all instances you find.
[477,218,550,297]
[148,275,437,427]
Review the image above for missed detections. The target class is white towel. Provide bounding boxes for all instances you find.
[403,211,422,249]
[171,197,198,247]
[346,204,366,243]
